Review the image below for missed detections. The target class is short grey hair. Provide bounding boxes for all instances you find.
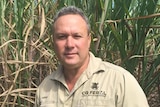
[52,6,90,34]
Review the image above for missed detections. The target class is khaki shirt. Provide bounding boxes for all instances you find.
[35,52,149,107]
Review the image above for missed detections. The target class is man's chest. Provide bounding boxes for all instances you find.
[40,77,117,107]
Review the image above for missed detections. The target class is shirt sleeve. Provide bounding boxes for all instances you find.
[116,71,149,107]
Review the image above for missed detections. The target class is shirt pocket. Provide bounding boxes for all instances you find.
[40,103,57,107]
[77,99,115,107]
[40,99,57,107]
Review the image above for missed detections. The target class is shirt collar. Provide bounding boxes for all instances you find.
[50,52,104,82]
[85,52,104,78]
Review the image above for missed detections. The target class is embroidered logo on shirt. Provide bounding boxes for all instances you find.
[81,82,106,97]
[91,82,98,90]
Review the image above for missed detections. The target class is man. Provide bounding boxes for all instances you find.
[35,6,149,107]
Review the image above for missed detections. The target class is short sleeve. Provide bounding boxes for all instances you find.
[116,71,149,107]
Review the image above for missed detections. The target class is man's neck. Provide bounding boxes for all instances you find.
[63,65,86,91]
[63,55,90,91]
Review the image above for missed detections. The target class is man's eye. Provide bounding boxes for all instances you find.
[74,35,82,39]
[57,35,67,40]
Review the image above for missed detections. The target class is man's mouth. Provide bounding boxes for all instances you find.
[64,52,77,57]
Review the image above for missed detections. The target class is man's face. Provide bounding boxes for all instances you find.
[53,14,91,69]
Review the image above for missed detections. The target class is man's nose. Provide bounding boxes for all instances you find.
[65,36,74,48]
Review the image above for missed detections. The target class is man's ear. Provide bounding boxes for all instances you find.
[50,34,55,49]
[88,33,91,48]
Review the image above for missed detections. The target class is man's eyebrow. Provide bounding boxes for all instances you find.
[55,33,67,35]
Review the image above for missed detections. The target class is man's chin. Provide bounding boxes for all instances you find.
[64,62,77,66]
[63,61,78,68]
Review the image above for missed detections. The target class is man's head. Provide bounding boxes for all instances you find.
[52,6,90,34]
[52,6,91,69]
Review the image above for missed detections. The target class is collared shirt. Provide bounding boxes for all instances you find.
[35,52,149,107]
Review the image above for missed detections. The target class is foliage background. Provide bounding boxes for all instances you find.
[0,0,160,106]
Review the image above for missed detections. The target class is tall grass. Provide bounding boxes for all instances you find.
[0,0,160,106]
[0,0,56,106]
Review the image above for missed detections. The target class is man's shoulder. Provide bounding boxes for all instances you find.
[100,61,128,74]
[90,52,130,77]
[38,71,57,90]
